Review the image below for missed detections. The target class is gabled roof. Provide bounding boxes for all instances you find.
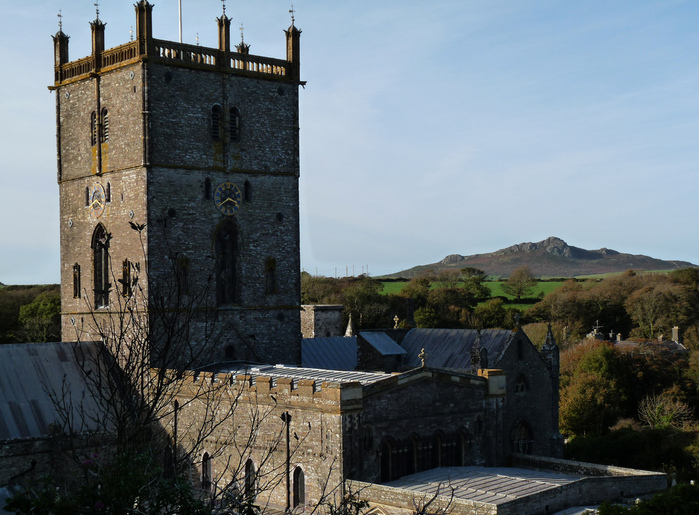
[0,342,103,440]
[360,332,407,356]
[302,336,357,371]
[400,328,515,370]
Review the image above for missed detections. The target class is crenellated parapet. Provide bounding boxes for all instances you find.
[52,0,301,88]
[171,369,364,413]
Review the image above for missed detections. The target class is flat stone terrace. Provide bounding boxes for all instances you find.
[386,466,579,505]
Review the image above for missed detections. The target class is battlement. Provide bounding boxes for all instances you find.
[170,368,366,411]
[52,1,300,87]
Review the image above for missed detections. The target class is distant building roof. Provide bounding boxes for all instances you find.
[614,339,687,354]
[400,328,514,370]
[0,342,104,440]
[360,332,407,356]
[302,336,357,370]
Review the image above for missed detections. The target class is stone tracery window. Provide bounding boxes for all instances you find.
[512,420,533,454]
[215,220,238,305]
[293,466,305,507]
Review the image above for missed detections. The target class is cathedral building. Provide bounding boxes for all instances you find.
[0,3,667,514]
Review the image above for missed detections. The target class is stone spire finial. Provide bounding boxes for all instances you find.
[236,23,250,54]
[344,313,355,337]
[542,323,557,351]
[418,348,428,367]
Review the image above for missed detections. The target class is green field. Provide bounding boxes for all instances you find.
[574,269,675,279]
[380,280,565,300]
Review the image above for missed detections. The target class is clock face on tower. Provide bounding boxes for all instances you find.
[89,184,106,218]
[214,181,242,216]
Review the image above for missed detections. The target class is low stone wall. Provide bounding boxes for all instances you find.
[348,480,498,515]
[510,453,668,481]
[500,455,668,514]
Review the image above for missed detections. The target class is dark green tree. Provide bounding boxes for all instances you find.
[18,290,61,343]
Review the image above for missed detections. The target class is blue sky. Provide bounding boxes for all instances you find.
[1,0,698,284]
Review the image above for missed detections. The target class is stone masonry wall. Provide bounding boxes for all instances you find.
[57,62,149,343]
[349,370,494,482]
[57,55,302,365]
[144,62,301,366]
[300,305,344,338]
[164,372,357,509]
[496,331,558,458]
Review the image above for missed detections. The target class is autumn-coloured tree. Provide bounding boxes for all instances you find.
[501,266,537,301]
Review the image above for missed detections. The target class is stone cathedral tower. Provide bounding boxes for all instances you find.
[51,1,303,366]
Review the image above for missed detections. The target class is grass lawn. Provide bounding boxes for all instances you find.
[380,280,565,302]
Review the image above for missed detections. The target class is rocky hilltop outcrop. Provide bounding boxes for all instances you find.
[389,237,695,278]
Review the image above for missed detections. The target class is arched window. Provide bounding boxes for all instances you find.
[230,107,241,142]
[121,259,132,297]
[73,263,81,298]
[163,446,175,478]
[225,345,236,360]
[363,427,374,451]
[244,180,251,202]
[204,177,212,199]
[408,436,418,475]
[515,374,528,394]
[265,257,277,294]
[202,452,212,492]
[432,433,443,469]
[100,108,109,142]
[293,466,305,507]
[379,440,392,483]
[244,459,256,500]
[215,220,238,305]
[105,182,111,203]
[92,224,110,308]
[211,105,223,141]
[90,111,97,146]
[512,420,533,455]
[85,187,90,206]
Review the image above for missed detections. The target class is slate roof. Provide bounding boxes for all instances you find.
[0,342,104,440]
[229,364,389,386]
[361,332,407,356]
[400,328,514,370]
[384,466,579,505]
[302,336,357,370]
